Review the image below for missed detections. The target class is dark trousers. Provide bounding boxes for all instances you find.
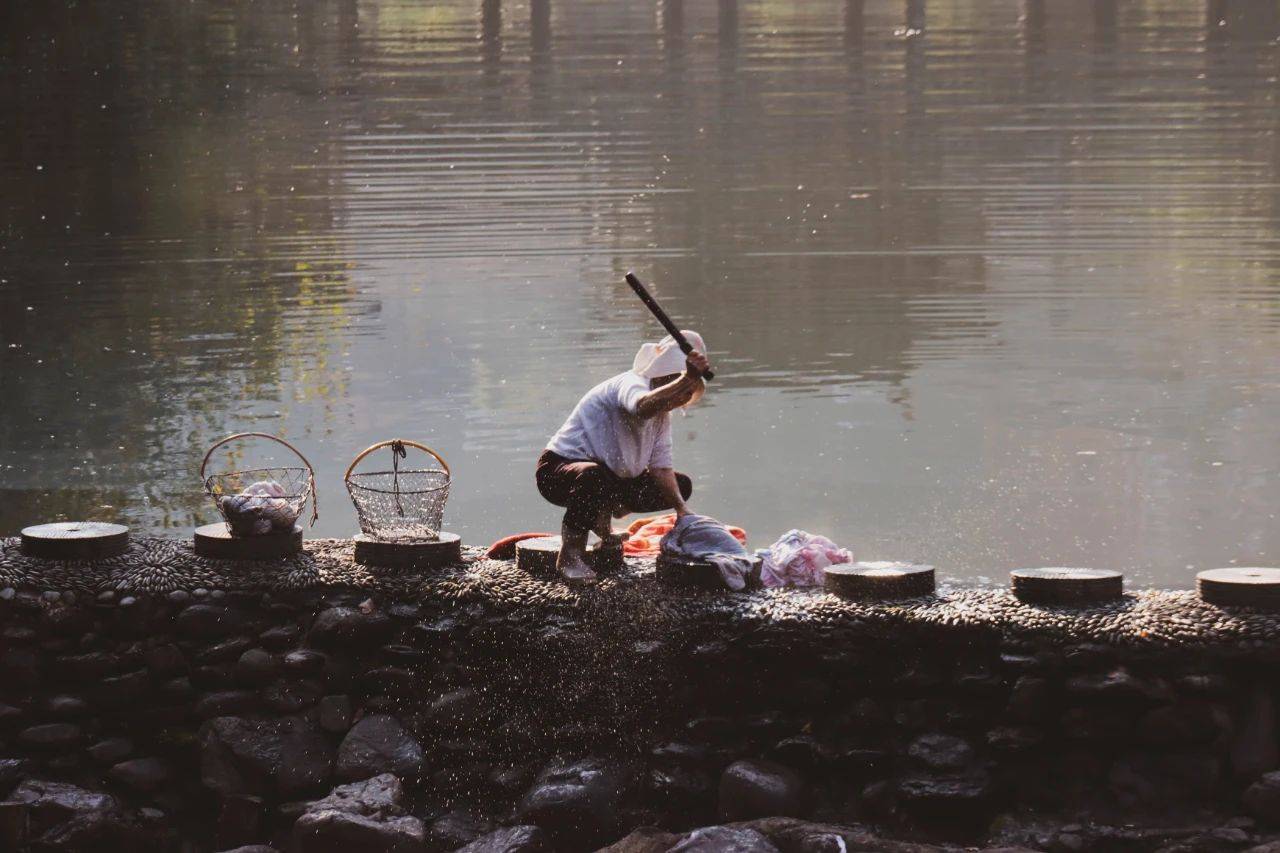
[536,450,693,534]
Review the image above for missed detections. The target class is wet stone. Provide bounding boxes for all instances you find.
[718,759,806,822]
[87,737,134,764]
[907,733,975,771]
[335,714,426,783]
[18,722,82,750]
[318,695,353,734]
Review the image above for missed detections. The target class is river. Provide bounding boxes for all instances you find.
[2,0,1277,587]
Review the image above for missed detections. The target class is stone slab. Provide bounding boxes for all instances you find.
[353,532,462,570]
[1198,568,1280,610]
[1011,568,1123,605]
[194,524,302,561]
[516,536,624,577]
[20,522,129,560]
[824,561,935,601]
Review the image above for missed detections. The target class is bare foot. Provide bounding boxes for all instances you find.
[558,551,598,586]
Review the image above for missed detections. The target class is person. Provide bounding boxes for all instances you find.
[536,332,712,585]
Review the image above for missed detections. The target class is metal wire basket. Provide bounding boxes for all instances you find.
[200,432,318,537]
[345,439,451,541]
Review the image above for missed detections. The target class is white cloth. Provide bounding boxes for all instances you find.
[546,372,673,479]
[660,514,756,591]
[759,529,852,589]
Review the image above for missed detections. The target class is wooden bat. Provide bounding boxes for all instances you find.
[624,271,715,381]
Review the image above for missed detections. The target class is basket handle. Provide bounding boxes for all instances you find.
[344,439,451,483]
[200,432,319,527]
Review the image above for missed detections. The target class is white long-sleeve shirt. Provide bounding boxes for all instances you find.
[546,371,673,479]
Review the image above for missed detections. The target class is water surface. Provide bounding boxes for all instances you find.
[2,0,1278,587]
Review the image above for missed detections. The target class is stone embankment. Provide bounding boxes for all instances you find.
[2,536,1280,852]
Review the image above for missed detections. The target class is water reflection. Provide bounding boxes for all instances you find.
[1,0,1277,587]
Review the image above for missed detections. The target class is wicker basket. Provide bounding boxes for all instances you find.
[200,432,318,537]
[345,439,451,541]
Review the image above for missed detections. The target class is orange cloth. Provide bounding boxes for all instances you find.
[622,513,747,557]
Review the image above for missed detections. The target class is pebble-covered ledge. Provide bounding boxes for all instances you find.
[2,536,1280,853]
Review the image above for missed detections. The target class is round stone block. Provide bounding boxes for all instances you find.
[353,532,461,571]
[20,522,129,560]
[194,523,302,561]
[656,554,763,591]
[824,561,935,601]
[1011,568,1123,605]
[516,536,624,577]
[1198,568,1280,610]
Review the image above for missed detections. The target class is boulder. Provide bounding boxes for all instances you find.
[217,846,279,853]
[670,826,780,852]
[236,649,280,686]
[18,723,81,750]
[907,734,974,771]
[1065,669,1171,704]
[109,757,173,794]
[200,715,334,798]
[0,758,30,797]
[454,825,550,853]
[196,690,260,720]
[308,607,396,650]
[1244,772,1280,824]
[426,688,486,733]
[515,757,633,845]
[176,605,259,640]
[319,695,354,733]
[2,779,144,847]
[262,679,324,714]
[335,715,426,783]
[895,773,994,826]
[293,809,426,853]
[143,644,187,677]
[283,649,328,675]
[88,738,135,765]
[718,760,806,822]
[428,810,494,849]
[305,774,406,818]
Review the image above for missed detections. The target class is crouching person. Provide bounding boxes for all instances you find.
[536,333,711,585]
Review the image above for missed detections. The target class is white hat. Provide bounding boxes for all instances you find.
[632,332,707,407]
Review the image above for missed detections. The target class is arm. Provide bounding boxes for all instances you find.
[650,466,691,517]
[633,350,711,420]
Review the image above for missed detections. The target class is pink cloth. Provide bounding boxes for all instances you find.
[760,530,852,589]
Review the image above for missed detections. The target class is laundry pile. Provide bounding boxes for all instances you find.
[758,529,852,589]
[624,512,746,557]
[218,480,301,536]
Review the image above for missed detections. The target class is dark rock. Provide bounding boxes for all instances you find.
[196,690,260,719]
[96,670,152,709]
[88,738,135,765]
[896,773,994,824]
[428,810,494,850]
[362,667,416,698]
[769,735,833,772]
[284,650,328,676]
[1234,689,1279,780]
[1065,669,1171,704]
[18,723,81,750]
[144,644,187,677]
[55,651,119,681]
[0,648,43,689]
[46,695,88,719]
[262,679,324,714]
[259,624,302,651]
[1137,703,1228,746]
[1244,772,1280,824]
[835,748,889,781]
[0,704,23,730]
[236,649,280,686]
[217,846,278,853]
[200,715,334,799]
[192,664,240,691]
[1006,676,1051,722]
[0,758,30,797]
[427,688,485,734]
[1110,752,1222,808]
[308,607,396,650]
[217,794,265,849]
[4,778,124,837]
[198,637,256,665]
[294,806,425,853]
[986,726,1043,753]
[907,733,974,771]
[304,774,405,817]
[319,695,353,733]
[161,676,197,702]
[718,759,806,822]
[669,826,780,852]
[1061,705,1139,741]
[177,605,259,640]
[335,715,426,783]
[515,757,633,844]
[646,766,714,819]
[454,825,550,853]
[109,757,173,793]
